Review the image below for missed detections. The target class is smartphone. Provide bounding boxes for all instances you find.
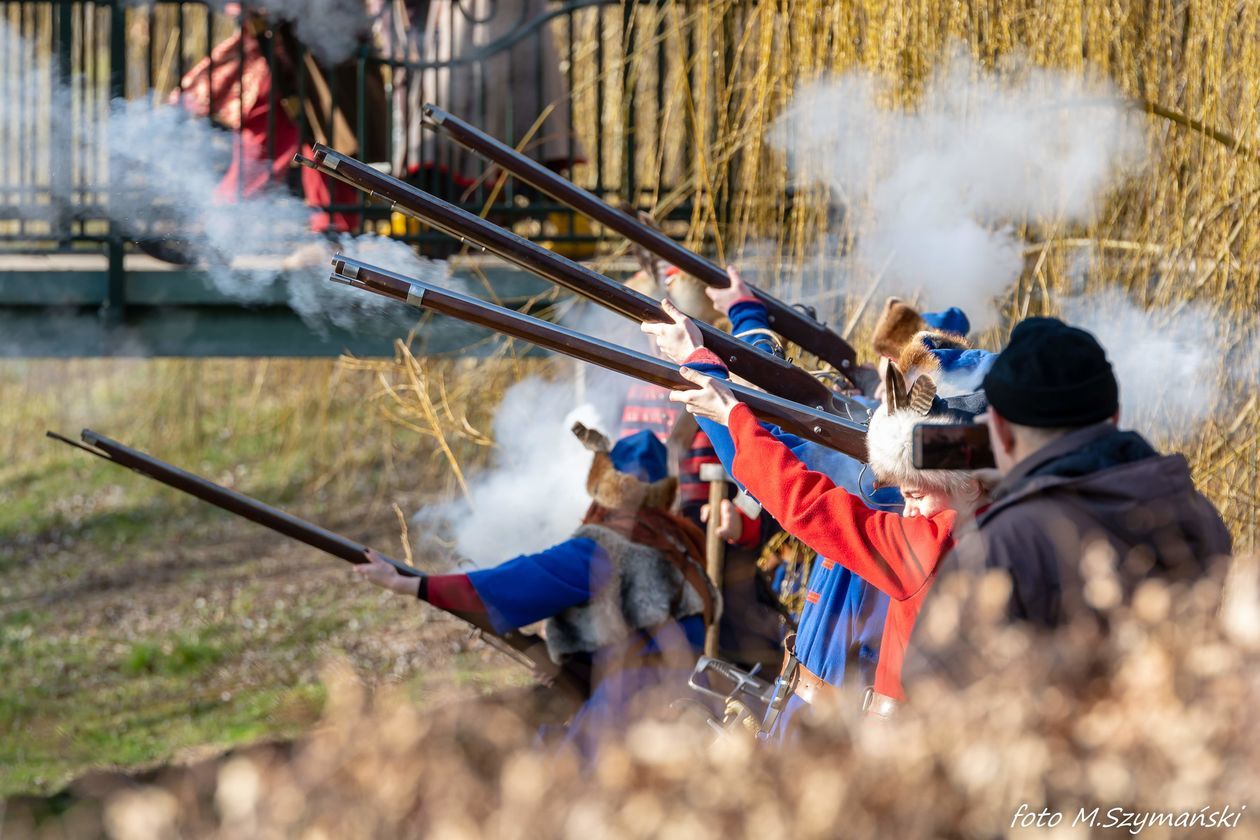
[912,422,996,470]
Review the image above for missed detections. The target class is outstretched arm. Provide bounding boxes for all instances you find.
[705,267,783,358]
[356,540,609,634]
[725,404,950,600]
[356,549,494,631]
[681,350,899,510]
[642,299,898,508]
[667,369,948,599]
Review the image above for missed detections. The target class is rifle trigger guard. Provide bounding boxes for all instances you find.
[791,302,820,322]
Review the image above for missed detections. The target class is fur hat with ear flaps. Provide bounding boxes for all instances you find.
[872,296,976,361]
[896,328,998,400]
[573,423,678,511]
[872,297,929,359]
[865,364,980,495]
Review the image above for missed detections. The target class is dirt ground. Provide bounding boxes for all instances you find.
[0,496,529,797]
[0,358,536,798]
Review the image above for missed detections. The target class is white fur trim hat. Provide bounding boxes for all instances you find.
[865,364,979,495]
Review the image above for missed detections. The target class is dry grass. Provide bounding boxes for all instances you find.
[0,356,544,795]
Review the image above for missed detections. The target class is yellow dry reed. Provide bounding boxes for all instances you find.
[584,0,1260,551]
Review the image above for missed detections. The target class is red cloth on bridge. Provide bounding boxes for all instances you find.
[171,23,363,233]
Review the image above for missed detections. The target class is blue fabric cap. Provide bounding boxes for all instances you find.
[922,307,970,337]
[932,347,995,377]
[609,429,670,482]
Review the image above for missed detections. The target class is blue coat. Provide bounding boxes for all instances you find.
[689,302,902,738]
[467,536,704,755]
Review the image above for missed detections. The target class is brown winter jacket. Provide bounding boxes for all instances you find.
[956,422,1232,626]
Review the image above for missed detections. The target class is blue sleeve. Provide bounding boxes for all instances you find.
[466,537,610,633]
[697,415,901,510]
[681,358,902,512]
[727,300,781,357]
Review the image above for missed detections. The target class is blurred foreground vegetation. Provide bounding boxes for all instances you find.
[1,0,1258,825]
[5,557,1259,838]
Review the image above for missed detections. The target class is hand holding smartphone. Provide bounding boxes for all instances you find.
[912,422,996,470]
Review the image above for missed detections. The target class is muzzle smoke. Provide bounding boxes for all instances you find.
[1061,289,1233,440]
[120,0,371,65]
[1,18,433,336]
[768,51,1147,329]
[412,304,644,564]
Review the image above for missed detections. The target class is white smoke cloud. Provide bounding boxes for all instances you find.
[412,302,648,564]
[1,19,435,336]
[290,233,450,334]
[768,51,1147,329]
[104,99,437,334]
[1060,290,1225,439]
[419,377,615,564]
[264,0,372,66]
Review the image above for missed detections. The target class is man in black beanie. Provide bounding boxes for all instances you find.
[963,317,1231,625]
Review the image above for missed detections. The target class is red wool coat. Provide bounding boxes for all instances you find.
[727,404,956,700]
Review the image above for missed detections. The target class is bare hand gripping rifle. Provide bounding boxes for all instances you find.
[420,105,878,393]
[294,146,867,419]
[327,256,870,458]
[45,430,589,703]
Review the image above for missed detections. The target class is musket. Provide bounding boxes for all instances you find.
[294,146,863,418]
[420,104,877,392]
[328,256,870,458]
[46,430,589,702]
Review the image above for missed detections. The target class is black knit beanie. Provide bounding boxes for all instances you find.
[983,317,1119,428]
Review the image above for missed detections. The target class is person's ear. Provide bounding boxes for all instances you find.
[963,479,983,502]
[988,409,1017,455]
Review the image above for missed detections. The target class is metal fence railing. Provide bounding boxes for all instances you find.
[0,0,712,268]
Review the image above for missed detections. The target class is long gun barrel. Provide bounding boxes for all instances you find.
[328,256,870,458]
[295,146,858,417]
[420,105,874,391]
[46,429,586,700]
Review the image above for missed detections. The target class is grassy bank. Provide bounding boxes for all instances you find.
[0,355,541,796]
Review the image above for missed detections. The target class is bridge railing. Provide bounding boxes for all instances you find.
[0,0,715,264]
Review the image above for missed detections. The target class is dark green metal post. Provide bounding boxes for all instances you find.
[53,0,74,247]
[104,0,127,326]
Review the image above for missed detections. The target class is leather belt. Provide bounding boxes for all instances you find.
[780,633,840,706]
[861,687,900,719]
[761,634,899,732]
[793,659,839,706]
[786,637,899,716]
